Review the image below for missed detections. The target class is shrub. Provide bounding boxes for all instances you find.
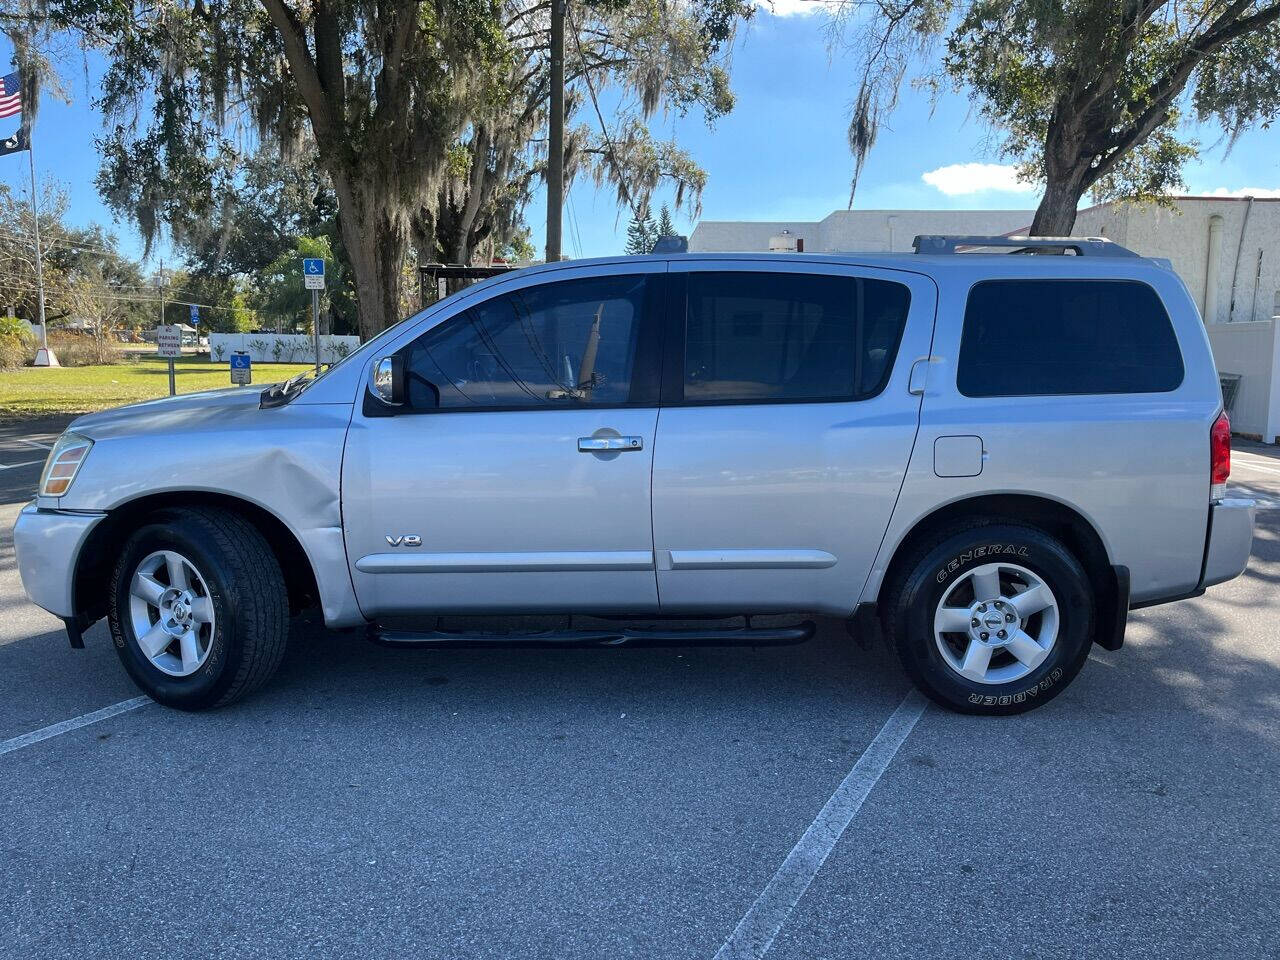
[0,317,34,369]
[0,331,33,370]
[47,331,122,367]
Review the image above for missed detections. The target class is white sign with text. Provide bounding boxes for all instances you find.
[156,325,183,358]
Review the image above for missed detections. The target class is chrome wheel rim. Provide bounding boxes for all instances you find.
[127,550,215,677]
[933,561,1059,685]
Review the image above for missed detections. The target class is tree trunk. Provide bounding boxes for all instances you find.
[452,126,491,265]
[1028,177,1085,236]
[1029,115,1091,237]
[332,172,409,342]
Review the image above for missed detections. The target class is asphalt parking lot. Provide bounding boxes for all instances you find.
[2,418,1278,959]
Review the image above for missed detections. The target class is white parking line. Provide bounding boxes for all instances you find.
[18,439,53,450]
[0,459,43,471]
[1228,484,1280,509]
[0,697,151,757]
[712,690,928,960]
[1233,457,1280,478]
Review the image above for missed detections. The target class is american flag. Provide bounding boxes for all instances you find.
[0,72,21,120]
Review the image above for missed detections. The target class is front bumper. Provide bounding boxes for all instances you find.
[12,503,105,618]
[1202,498,1256,588]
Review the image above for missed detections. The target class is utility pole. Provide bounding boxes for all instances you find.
[27,102,56,366]
[545,0,565,263]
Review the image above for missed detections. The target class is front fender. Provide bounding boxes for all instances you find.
[58,401,364,628]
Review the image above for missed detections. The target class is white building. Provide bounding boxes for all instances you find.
[690,208,1035,256]
[690,197,1280,441]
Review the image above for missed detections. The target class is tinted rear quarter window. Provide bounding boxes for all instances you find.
[684,271,911,403]
[957,279,1184,397]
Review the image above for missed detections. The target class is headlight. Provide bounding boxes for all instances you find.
[39,432,93,497]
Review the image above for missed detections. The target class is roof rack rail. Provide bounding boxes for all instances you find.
[912,235,1140,258]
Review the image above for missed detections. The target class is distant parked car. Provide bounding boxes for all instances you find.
[14,236,1254,714]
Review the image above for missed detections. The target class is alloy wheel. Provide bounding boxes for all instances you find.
[932,561,1059,685]
[127,550,216,677]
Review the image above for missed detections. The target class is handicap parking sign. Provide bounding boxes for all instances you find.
[302,258,325,289]
[230,351,252,385]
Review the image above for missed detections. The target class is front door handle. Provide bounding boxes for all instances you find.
[578,436,644,452]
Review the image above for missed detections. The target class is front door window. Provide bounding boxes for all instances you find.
[403,274,652,409]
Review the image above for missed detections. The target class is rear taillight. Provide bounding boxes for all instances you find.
[1210,411,1231,499]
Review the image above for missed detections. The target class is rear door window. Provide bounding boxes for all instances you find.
[957,279,1184,397]
[681,271,911,403]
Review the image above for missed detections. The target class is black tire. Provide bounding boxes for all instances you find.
[107,506,289,710]
[883,522,1094,715]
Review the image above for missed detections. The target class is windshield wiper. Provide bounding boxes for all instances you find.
[259,372,314,409]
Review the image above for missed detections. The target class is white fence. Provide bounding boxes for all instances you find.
[208,333,361,365]
[1206,319,1280,443]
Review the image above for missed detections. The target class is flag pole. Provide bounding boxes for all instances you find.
[24,71,55,366]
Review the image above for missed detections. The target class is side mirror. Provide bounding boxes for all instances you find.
[372,355,406,406]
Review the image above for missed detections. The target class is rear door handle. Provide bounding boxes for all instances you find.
[578,436,644,452]
[908,356,940,396]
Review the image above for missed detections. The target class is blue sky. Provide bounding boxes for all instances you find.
[2,4,1278,265]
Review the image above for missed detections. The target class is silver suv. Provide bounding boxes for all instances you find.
[14,236,1255,714]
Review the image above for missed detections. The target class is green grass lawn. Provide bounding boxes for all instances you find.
[0,356,315,422]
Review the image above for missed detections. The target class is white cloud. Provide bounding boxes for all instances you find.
[921,163,1038,196]
[754,0,827,17]
[1200,186,1280,198]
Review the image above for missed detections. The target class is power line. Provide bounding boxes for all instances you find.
[0,276,258,315]
[566,186,585,258]
[567,4,640,219]
[0,228,121,257]
[0,255,226,302]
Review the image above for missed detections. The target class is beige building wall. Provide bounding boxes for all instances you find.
[1077,198,1280,325]
[689,209,1034,255]
[692,197,1280,325]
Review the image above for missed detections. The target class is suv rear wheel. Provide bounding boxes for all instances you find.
[107,507,289,710]
[884,522,1094,715]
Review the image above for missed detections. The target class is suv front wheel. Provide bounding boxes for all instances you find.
[107,507,290,710]
[884,522,1094,715]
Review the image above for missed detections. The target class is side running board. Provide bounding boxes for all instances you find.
[368,621,816,649]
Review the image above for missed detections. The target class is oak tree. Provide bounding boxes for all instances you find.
[835,0,1280,234]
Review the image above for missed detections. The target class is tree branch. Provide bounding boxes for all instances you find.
[258,0,339,142]
[1090,1,1280,186]
[314,0,346,123]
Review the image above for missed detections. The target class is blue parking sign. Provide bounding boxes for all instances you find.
[190,303,199,325]
[230,351,252,385]
[302,257,326,290]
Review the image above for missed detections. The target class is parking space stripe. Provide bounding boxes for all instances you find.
[0,697,151,757]
[1233,459,1280,478]
[18,439,53,450]
[0,459,43,470]
[712,690,928,960]
[1228,485,1280,510]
